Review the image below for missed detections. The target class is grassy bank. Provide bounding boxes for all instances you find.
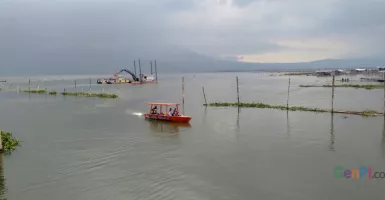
[49,90,57,95]
[22,89,46,93]
[299,84,384,90]
[1,130,20,153]
[206,102,382,117]
[61,92,118,98]
[21,89,118,98]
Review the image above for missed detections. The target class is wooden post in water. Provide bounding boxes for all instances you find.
[89,77,91,92]
[236,76,240,105]
[150,61,153,75]
[287,77,291,109]
[29,78,31,92]
[74,80,77,88]
[202,86,207,106]
[139,59,142,83]
[331,75,335,113]
[134,61,137,76]
[155,60,158,82]
[182,77,185,115]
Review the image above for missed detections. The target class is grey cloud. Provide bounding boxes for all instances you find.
[1,0,385,75]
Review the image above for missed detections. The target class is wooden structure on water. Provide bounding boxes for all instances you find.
[97,59,158,85]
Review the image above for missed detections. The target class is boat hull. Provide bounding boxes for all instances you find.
[144,114,191,123]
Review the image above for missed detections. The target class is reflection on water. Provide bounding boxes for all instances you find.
[286,110,290,138]
[147,120,191,134]
[0,154,6,200]
[235,107,240,133]
[329,113,335,152]
[382,117,385,157]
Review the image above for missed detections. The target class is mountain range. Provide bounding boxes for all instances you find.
[1,46,384,76]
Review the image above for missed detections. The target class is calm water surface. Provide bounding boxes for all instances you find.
[0,72,384,200]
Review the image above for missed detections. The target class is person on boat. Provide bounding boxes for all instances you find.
[151,106,157,114]
[168,108,173,116]
[172,108,179,116]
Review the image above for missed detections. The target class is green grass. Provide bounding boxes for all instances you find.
[61,92,118,99]
[361,110,379,117]
[207,102,382,116]
[299,84,384,90]
[1,130,20,153]
[21,89,118,98]
[22,89,46,93]
[49,90,57,95]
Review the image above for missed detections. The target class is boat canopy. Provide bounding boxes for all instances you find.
[147,102,180,106]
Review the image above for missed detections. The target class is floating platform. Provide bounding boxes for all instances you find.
[131,81,156,84]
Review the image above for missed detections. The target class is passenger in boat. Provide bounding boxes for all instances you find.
[151,106,157,114]
[172,108,179,116]
[168,108,173,116]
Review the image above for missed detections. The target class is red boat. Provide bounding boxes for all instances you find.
[144,102,192,123]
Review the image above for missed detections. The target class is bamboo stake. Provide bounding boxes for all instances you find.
[155,60,158,82]
[331,75,335,113]
[182,77,185,115]
[236,76,240,105]
[134,61,137,76]
[202,86,207,106]
[139,59,142,83]
[151,61,153,75]
[74,80,77,88]
[29,78,31,92]
[287,77,291,109]
[89,77,92,92]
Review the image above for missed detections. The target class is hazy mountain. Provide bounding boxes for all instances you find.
[1,45,384,76]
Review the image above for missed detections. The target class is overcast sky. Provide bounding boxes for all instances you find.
[1,0,384,69]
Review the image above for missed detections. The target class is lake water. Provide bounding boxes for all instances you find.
[0,72,385,200]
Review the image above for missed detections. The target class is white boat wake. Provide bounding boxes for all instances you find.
[132,112,143,116]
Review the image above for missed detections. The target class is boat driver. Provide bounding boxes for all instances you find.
[151,106,157,114]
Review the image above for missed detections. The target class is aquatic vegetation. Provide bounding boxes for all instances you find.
[61,92,118,99]
[20,89,117,98]
[299,84,384,90]
[361,110,379,117]
[22,89,46,93]
[1,130,20,153]
[49,90,57,95]
[207,102,382,116]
